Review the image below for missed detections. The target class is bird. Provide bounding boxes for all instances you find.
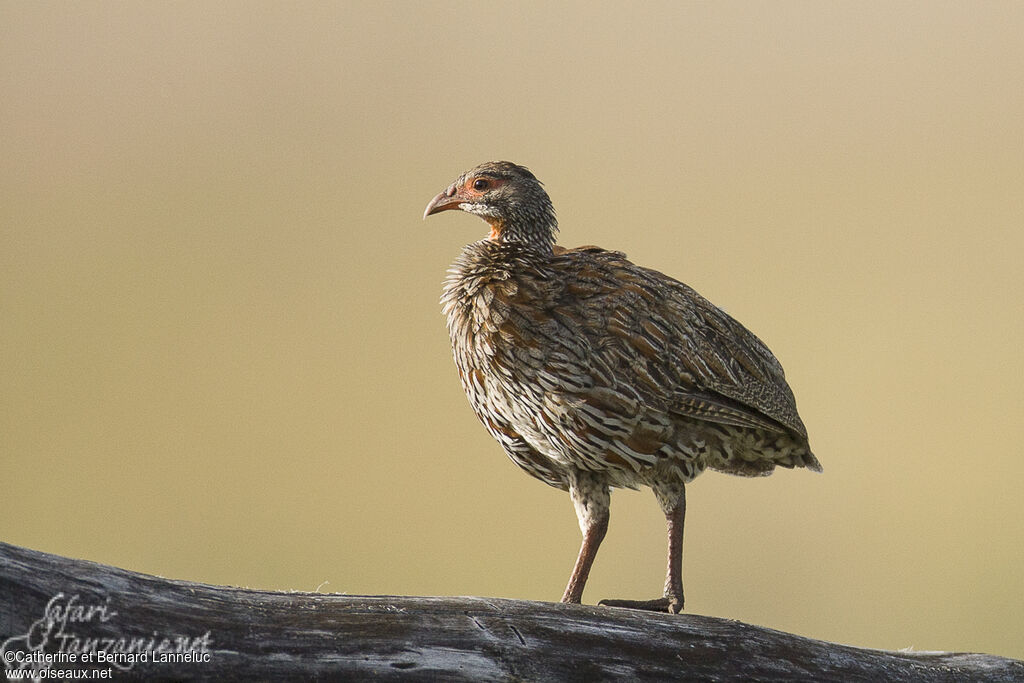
[424,161,821,613]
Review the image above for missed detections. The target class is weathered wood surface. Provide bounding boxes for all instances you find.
[1,542,1021,682]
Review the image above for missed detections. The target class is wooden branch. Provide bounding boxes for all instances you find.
[1,542,1020,682]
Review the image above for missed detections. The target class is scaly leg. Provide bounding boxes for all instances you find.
[600,483,685,613]
[561,470,610,604]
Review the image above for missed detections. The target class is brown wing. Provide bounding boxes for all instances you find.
[548,246,808,440]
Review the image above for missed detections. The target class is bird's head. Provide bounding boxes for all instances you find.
[423,161,557,252]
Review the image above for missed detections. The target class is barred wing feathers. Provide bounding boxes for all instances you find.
[547,247,810,442]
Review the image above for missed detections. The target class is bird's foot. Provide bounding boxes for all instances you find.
[598,596,683,614]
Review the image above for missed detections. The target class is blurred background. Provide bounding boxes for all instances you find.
[2,1,1022,660]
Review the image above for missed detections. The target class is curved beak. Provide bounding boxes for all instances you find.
[423,184,464,219]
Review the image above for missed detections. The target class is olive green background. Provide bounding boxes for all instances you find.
[3,1,1022,660]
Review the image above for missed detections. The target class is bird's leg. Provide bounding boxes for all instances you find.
[560,470,610,604]
[600,482,686,614]
[662,488,686,611]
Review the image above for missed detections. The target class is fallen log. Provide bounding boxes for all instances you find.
[1,542,1020,681]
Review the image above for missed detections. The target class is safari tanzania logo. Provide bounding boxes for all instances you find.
[2,593,212,680]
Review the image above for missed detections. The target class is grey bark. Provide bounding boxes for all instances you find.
[1,542,1021,681]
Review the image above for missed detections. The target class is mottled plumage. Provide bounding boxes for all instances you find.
[426,161,820,613]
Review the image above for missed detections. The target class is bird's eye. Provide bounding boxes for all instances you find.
[473,178,490,191]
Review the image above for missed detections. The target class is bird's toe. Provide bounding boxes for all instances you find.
[598,597,682,614]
